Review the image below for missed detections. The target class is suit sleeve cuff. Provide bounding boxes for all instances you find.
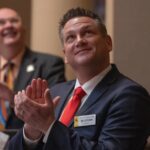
[43,120,56,143]
[23,127,42,148]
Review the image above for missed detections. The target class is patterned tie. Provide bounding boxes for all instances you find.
[60,87,86,126]
[4,62,14,89]
[0,62,14,130]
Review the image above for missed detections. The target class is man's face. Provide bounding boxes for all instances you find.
[62,17,112,70]
[0,8,25,47]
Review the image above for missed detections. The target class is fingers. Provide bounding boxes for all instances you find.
[44,88,52,106]
[37,78,42,98]
[14,86,58,132]
[42,79,48,97]
[31,79,36,99]
[29,78,48,99]
[14,91,26,120]
[14,89,51,131]
[44,88,60,109]
[14,90,38,122]
[26,85,32,98]
[53,96,61,109]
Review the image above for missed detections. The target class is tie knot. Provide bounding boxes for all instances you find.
[6,62,14,69]
[74,87,86,99]
[3,62,14,72]
[3,61,14,70]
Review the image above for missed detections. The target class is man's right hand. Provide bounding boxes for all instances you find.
[22,78,47,140]
[14,78,60,139]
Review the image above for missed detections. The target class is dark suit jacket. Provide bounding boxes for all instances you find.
[8,65,150,150]
[6,47,66,129]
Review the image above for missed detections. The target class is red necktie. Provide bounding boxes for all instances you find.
[60,87,86,126]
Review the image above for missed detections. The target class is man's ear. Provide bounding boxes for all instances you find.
[105,35,112,52]
[62,49,68,64]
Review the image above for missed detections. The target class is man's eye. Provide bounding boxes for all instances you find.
[10,18,19,24]
[84,31,93,36]
[66,35,75,43]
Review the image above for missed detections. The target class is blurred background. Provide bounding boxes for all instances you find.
[0,0,150,92]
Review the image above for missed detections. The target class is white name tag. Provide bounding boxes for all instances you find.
[74,114,96,127]
[0,132,9,149]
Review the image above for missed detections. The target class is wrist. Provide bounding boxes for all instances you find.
[24,124,43,140]
[42,117,55,134]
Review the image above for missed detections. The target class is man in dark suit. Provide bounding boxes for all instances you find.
[0,8,65,130]
[8,7,150,150]
[6,47,65,130]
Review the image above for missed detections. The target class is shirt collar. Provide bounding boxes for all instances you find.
[75,65,112,95]
[0,48,25,70]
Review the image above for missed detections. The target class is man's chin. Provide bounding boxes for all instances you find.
[4,39,19,46]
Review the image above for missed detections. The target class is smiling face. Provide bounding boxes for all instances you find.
[0,8,25,59]
[61,17,112,72]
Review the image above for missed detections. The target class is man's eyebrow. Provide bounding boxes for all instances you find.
[80,25,94,30]
[0,17,18,20]
[64,31,76,40]
[64,24,94,35]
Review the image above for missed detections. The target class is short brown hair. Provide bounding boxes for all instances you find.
[59,7,107,42]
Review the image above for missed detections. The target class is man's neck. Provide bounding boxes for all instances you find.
[1,44,25,60]
[75,63,111,85]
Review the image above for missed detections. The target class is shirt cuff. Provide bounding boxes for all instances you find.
[43,120,56,143]
[23,127,42,148]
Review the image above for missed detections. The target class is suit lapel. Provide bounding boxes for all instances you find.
[77,82,109,115]
[55,81,75,119]
[14,48,36,91]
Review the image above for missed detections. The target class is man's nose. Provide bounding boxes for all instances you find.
[4,21,13,28]
[76,35,83,42]
[76,35,86,47]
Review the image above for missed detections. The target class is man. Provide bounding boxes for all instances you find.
[0,8,66,130]
[8,7,150,150]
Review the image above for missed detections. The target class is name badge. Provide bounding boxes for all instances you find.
[74,114,96,127]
